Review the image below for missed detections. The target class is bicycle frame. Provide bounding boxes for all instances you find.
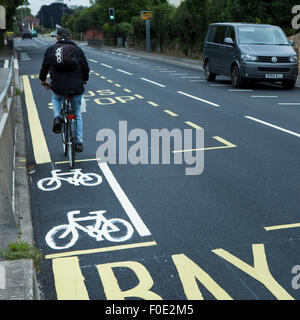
[61,93,77,168]
[47,169,88,186]
[62,210,111,241]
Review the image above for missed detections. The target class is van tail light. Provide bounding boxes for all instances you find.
[66,115,76,120]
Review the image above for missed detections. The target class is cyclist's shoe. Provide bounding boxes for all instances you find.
[75,142,83,153]
[52,117,62,133]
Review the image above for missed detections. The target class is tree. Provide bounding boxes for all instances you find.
[37,3,73,29]
[0,0,28,30]
[151,2,175,52]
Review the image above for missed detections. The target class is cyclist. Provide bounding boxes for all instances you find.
[39,27,89,152]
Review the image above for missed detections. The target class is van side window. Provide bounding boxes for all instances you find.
[227,27,236,42]
[214,26,227,44]
[207,26,216,42]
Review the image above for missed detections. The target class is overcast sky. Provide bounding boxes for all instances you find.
[26,0,92,16]
[26,0,181,16]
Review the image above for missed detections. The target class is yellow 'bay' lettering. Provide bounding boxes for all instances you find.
[212,244,294,300]
[94,97,116,105]
[172,254,233,300]
[96,89,115,96]
[52,257,89,300]
[96,261,162,300]
[115,96,135,103]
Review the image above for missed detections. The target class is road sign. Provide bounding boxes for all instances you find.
[141,11,152,20]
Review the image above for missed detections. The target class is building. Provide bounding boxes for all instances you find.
[22,16,40,31]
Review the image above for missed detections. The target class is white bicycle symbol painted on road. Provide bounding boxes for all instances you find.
[37,169,102,191]
[45,210,134,250]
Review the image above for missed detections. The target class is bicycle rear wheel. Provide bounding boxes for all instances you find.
[61,120,68,156]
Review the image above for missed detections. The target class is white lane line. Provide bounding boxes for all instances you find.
[101,63,113,68]
[251,95,278,98]
[3,60,9,68]
[14,59,19,70]
[245,116,300,138]
[88,58,98,63]
[181,76,201,79]
[191,80,206,82]
[177,91,220,107]
[140,77,166,87]
[35,38,48,45]
[117,69,133,75]
[210,84,231,87]
[229,89,253,92]
[278,103,300,105]
[169,73,188,76]
[98,162,151,237]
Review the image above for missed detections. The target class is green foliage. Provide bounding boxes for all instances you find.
[118,22,134,39]
[60,0,300,56]
[0,0,28,30]
[0,240,43,272]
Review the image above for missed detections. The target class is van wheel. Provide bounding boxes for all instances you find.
[231,65,245,88]
[281,80,296,89]
[204,61,216,81]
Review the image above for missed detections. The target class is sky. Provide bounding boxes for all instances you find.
[27,0,92,16]
[26,0,182,16]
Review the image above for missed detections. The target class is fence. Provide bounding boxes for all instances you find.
[0,56,17,228]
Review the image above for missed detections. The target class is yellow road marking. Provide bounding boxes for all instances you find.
[100,76,106,79]
[163,110,178,117]
[147,101,159,107]
[134,94,143,99]
[45,241,157,259]
[22,75,51,164]
[185,121,203,130]
[52,256,89,300]
[173,136,236,153]
[264,222,300,231]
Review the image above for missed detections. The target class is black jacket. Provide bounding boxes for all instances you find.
[39,39,89,95]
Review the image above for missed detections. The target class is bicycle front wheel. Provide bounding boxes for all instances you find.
[68,119,76,169]
[102,218,134,242]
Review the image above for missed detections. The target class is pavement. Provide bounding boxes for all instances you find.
[0,39,299,300]
[0,45,39,299]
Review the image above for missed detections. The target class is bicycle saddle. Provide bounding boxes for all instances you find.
[64,91,77,98]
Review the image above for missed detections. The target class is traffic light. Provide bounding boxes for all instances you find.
[108,8,115,20]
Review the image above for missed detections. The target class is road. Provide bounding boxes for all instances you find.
[16,36,300,301]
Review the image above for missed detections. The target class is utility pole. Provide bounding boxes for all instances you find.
[141,11,152,53]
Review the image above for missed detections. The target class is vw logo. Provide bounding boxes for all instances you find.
[271,56,278,63]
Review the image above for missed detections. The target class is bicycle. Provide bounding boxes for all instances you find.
[61,91,77,169]
[37,169,102,191]
[45,210,134,250]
